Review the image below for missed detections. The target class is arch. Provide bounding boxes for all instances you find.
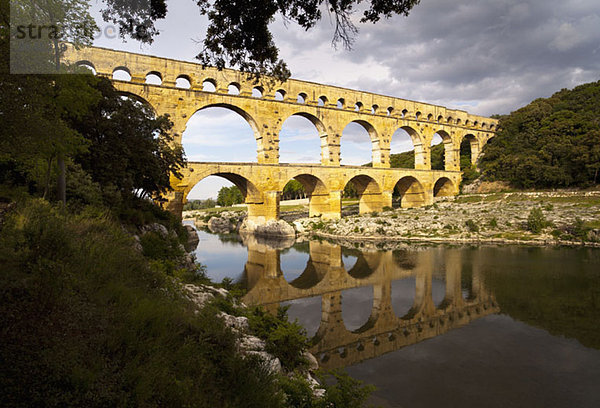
[401,109,408,118]
[340,120,378,166]
[297,92,307,104]
[278,112,325,164]
[460,133,479,169]
[392,277,417,318]
[317,95,328,106]
[447,116,453,124]
[274,89,286,101]
[465,119,471,126]
[337,98,345,109]
[145,71,162,85]
[117,91,156,115]
[394,176,426,208]
[341,286,374,332]
[202,78,216,92]
[343,174,382,215]
[75,60,96,75]
[112,66,131,81]
[175,75,192,89]
[387,107,394,116]
[344,249,380,279]
[456,118,462,125]
[427,113,434,121]
[282,173,329,217]
[354,101,363,112]
[252,86,263,98]
[432,130,454,171]
[433,177,455,197]
[228,82,241,95]
[182,104,260,163]
[184,171,262,206]
[415,111,422,120]
[371,104,379,114]
[390,126,422,169]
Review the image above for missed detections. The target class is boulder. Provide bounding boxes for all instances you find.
[240,218,296,238]
[184,224,199,250]
[246,351,282,374]
[208,216,234,234]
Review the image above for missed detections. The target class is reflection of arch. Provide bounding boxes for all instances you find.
[434,177,455,197]
[394,176,425,208]
[343,248,380,279]
[287,259,328,289]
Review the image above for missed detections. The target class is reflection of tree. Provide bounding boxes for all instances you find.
[217,233,244,246]
[484,261,600,350]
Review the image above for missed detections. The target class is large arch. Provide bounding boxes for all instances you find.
[278,112,325,164]
[394,176,426,208]
[182,104,261,163]
[432,130,456,171]
[117,91,157,115]
[390,126,423,169]
[343,174,383,215]
[340,120,379,166]
[184,171,262,206]
[284,173,330,217]
[460,133,479,168]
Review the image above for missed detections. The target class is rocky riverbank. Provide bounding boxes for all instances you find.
[186,191,600,247]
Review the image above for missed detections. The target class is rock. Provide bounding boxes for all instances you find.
[184,224,199,250]
[132,234,143,252]
[303,351,319,372]
[246,351,282,374]
[588,229,600,242]
[240,218,296,238]
[140,222,169,238]
[183,284,215,308]
[218,312,249,332]
[293,221,306,234]
[208,217,234,234]
[239,335,266,351]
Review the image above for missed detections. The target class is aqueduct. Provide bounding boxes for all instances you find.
[241,237,499,369]
[64,45,498,222]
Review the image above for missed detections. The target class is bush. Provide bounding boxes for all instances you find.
[488,217,498,228]
[527,208,547,233]
[465,219,479,232]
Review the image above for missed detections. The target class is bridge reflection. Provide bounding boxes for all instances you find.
[241,237,499,370]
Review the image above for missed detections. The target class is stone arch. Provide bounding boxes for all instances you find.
[282,173,329,217]
[340,119,380,166]
[317,95,328,106]
[297,92,308,104]
[274,89,286,101]
[252,86,263,97]
[460,133,480,167]
[75,60,96,74]
[192,103,260,138]
[183,171,262,205]
[394,176,426,208]
[278,112,326,164]
[433,130,457,171]
[391,125,425,169]
[201,78,217,92]
[145,71,162,85]
[112,66,131,81]
[117,91,157,114]
[343,174,383,214]
[228,82,241,95]
[433,177,455,197]
[175,75,192,89]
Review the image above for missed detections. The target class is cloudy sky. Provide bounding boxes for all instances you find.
[90,0,600,198]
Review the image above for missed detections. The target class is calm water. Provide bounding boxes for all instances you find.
[188,224,600,408]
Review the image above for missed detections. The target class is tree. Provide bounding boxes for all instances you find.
[282,179,305,200]
[99,0,421,80]
[217,186,243,207]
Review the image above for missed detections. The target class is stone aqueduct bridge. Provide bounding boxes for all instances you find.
[241,237,499,369]
[65,45,498,222]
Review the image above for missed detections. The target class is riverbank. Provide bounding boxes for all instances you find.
[188,191,600,247]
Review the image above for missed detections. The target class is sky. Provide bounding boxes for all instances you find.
[89,0,600,199]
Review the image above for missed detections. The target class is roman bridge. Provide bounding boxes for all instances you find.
[64,45,498,221]
[240,237,499,369]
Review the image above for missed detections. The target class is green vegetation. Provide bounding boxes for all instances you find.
[526,208,549,233]
[217,185,244,207]
[465,219,479,232]
[480,80,600,188]
[282,179,306,200]
[184,198,217,210]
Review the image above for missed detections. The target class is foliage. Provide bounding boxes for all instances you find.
[0,200,284,407]
[480,80,600,188]
[283,179,306,200]
[183,198,217,210]
[526,208,547,233]
[247,306,309,370]
[99,0,421,80]
[216,185,244,207]
[388,143,445,170]
[315,370,377,408]
[465,219,479,232]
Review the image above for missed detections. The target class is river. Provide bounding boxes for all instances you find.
[189,225,600,408]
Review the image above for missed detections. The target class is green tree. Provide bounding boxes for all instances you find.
[282,179,305,200]
[217,185,243,207]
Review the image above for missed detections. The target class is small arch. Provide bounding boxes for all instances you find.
[437,115,444,123]
[387,107,394,116]
[401,109,408,118]
[252,86,263,98]
[394,176,426,208]
[489,124,495,131]
[297,92,307,104]
[354,102,363,112]
[75,60,96,75]
[317,95,328,106]
[274,89,286,101]
[446,116,453,124]
[427,113,434,121]
[228,82,241,95]
[434,177,455,197]
[185,172,262,208]
[202,79,216,92]
[371,104,379,114]
[112,66,131,81]
[482,122,487,129]
[337,98,345,109]
[145,71,162,85]
[473,120,479,127]
[465,119,471,126]
[456,118,462,125]
[415,111,422,120]
[175,75,192,89]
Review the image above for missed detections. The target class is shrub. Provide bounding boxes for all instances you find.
[465,219,479,232]
[488,217,498,228]
[383,206,393,212]
[527,208,547,233]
